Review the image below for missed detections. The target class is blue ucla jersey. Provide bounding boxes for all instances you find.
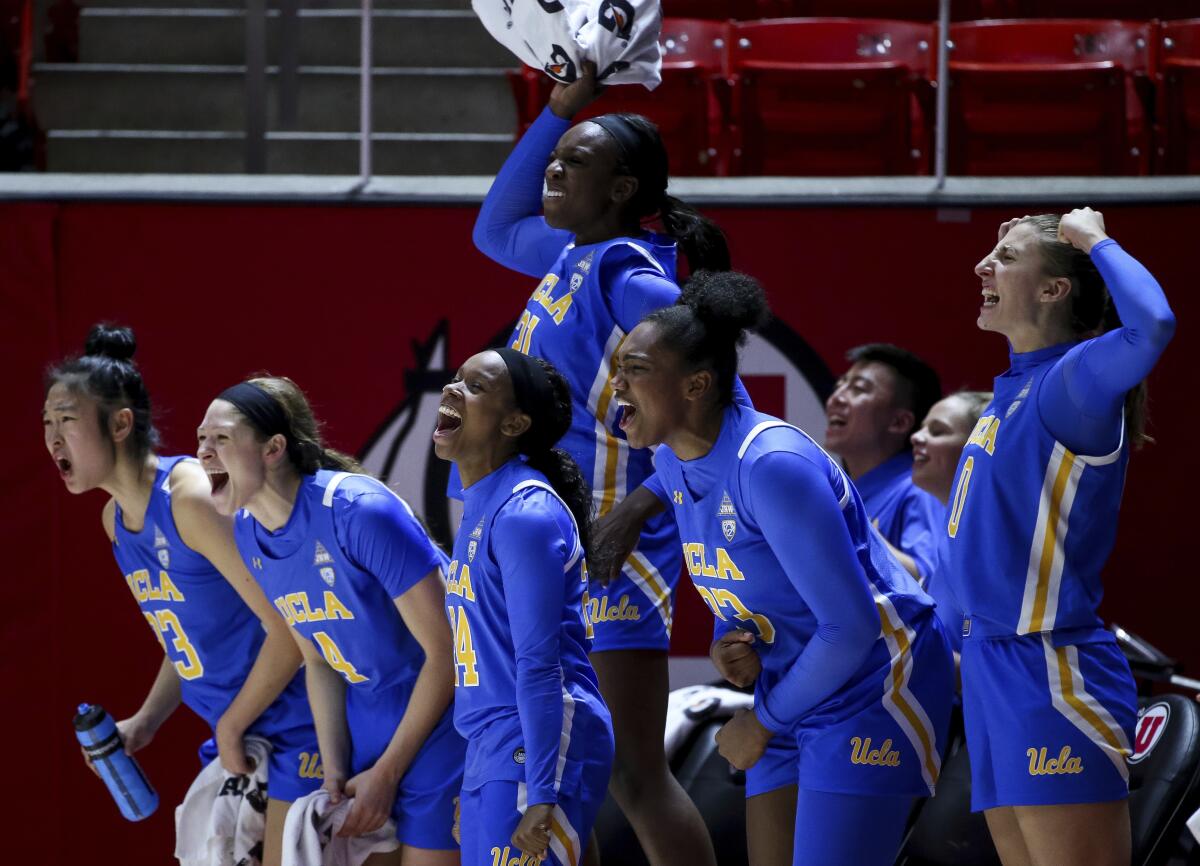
[942,344,1129,639]
[446,458,612,803]
[509,235,683,641]
[111,456,310,736]
[656,406,950,793]
[234,471,443,695]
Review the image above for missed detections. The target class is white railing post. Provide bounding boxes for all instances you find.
[934,0,950,189]
[359,0,373,184]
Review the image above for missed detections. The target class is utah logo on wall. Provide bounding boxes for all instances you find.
[358,318,833,550]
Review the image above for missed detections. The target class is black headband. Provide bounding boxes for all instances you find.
[493,348,561,451]
[218,382,290,440]
[588,115,642,166]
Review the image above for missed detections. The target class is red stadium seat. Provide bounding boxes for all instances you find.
[1159,19,1200,173]
[766,0,994,21]
[507,19,733,176]
[727,18,936,175]
[947,19,1156,175]
[1006,0,1196,20]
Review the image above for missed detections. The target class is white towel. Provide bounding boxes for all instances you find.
[175,737,273,866]
[281,789,401,866]
[473,0,662,89]
[664,685,755,760]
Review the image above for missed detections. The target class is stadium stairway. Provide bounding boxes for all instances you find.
[32,0,518,172]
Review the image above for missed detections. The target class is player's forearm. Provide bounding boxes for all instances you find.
[373,646,453,785]
[305,660,351,780]
[515,657,568,804]
[133,654,183,732]
[217,625,302,735]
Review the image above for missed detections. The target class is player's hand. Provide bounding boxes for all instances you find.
[1057,207,1108,254]
[997,215,1032,242]
[548,60,602,120]
[715,708,773,771]
[322,773,348,806]
[339,765,399,837]
[214,715,253,775]
[81,714,155,779]
[512,802,555,861]
[590,485,665,586]
[711,630,762,688]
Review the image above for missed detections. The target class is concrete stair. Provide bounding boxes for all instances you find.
[32,1,520,172]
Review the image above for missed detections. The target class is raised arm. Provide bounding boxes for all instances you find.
[472,63,605,275]
[1040,209,1176,453]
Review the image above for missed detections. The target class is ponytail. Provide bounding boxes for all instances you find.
[219,376,366,475]
[493,349,594,558]
[659,194,731,275]
[590,112,730,276]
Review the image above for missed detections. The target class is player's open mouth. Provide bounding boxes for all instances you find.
[543,184,565,202]
[56,457,72,477]
[616,398,637,431]
[827,416,847,429]
[207,470,229,495]
[981,287,999,308]
[913,450,929,465]
[434,403,462,440]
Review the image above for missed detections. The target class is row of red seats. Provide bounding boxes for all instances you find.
[666,0,1200,23]
[509,18,1200,176]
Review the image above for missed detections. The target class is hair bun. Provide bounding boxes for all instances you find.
[679,270,769,337]
[84,323,137,362]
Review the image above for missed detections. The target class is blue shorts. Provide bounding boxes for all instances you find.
[197,722,323,803]
[961,630,1136,811]
[459,760,610,866]
[348,685,467,850]
[747,611,954,799]
[589,512,681,653]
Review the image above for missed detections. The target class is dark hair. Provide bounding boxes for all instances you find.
[1021,214,1150,446]
[45,323,161,462]
[591,113,730,274]
[499,354,594,558]
[230,376,364,474]
[644,270,770,406]
[846,343,943,443]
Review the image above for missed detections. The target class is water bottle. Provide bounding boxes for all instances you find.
[73,703,159,821]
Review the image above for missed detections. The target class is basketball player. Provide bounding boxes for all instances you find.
[434,349,613,866]
[909,391,991,654]
[942,208,1175,865]
[199,376,465,866]
[44,325,320,866]
[609,271,954,866]
[470,59,728,866]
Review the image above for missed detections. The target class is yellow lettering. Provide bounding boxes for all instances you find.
[158,571,185,603]
[449,605,480,687]
[273,597,295,626]
[301,593,326,622]
[948,455,974,539]
[313,631,369,684]
[715,548,744,581]
[298,751,324,779]
[154,609,204,680]
[850,736,900,767]
[322,590,354,621]
[1026,745,1084,775]
[967,415,1000,455]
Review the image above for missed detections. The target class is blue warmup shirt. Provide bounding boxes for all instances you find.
[654,405,937,736]
[942,240,1175,639]
[446,458,613,806]
[855,451,943,581]
[111,456,311,736]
